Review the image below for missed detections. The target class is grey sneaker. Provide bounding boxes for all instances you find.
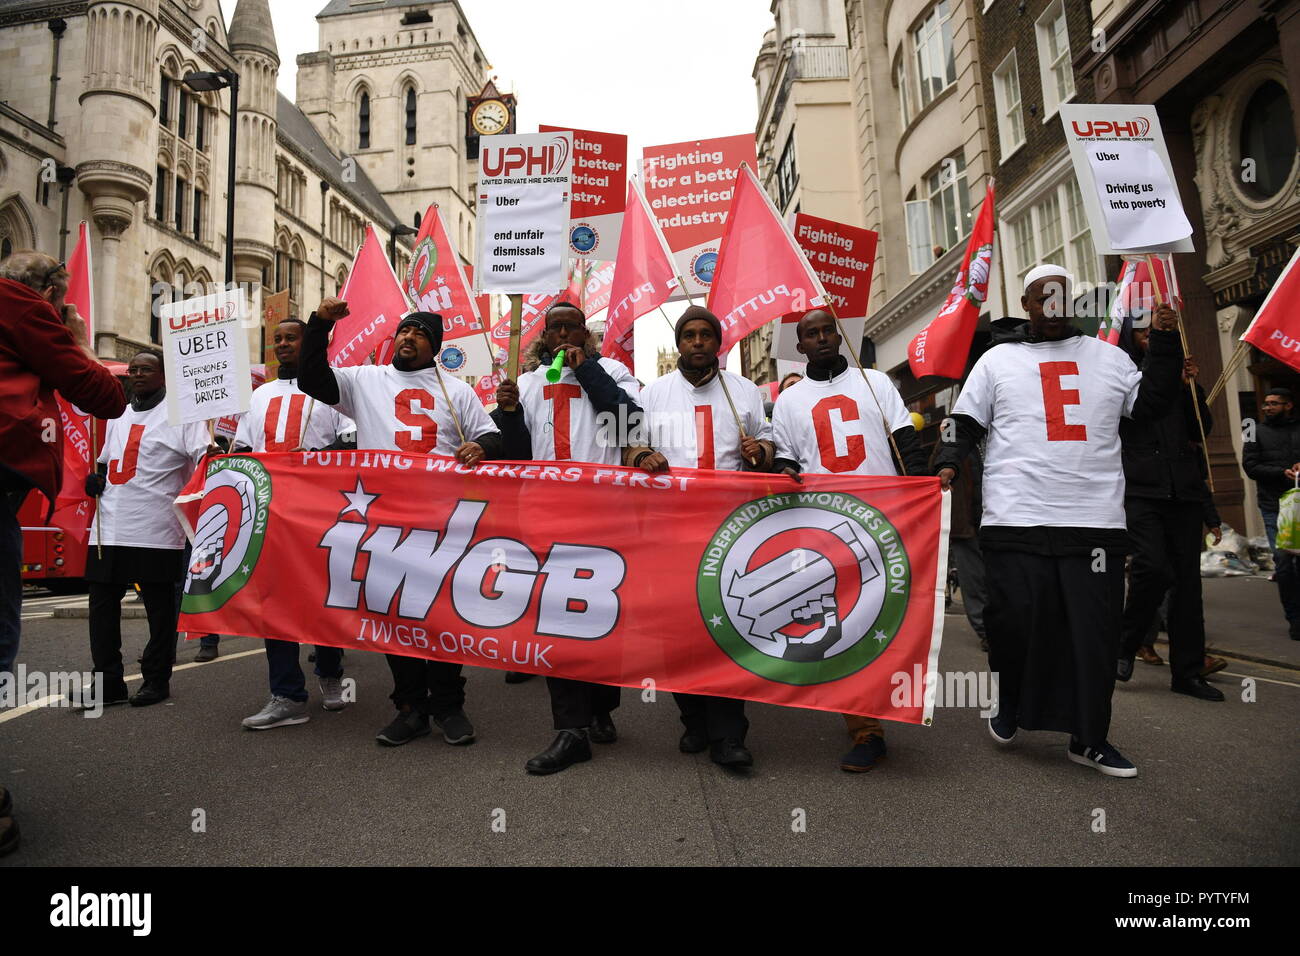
[242,696,310,730]
[318,677,347,711]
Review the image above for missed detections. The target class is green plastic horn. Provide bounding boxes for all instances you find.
[545,349,567,383]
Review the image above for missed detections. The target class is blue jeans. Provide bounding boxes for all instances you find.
[266,639,342,702]
[1260,505,1300,624]
[0,493,21,676]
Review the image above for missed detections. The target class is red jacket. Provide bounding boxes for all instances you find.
[0,277,126,514]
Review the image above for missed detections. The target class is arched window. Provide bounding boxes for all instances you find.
[1,238,12,259]
[405,87,417,145]
[359,91,371,149]
[1239,79,1298,201]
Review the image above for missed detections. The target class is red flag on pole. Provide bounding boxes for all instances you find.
[51,222,97,543]
[708,163,826,358]
[400,204,493,376]
[1242,244,1300,371]
[907,183,995,380]
[329,224,409,368]
[602,178,678,372]
[584,259,617,316]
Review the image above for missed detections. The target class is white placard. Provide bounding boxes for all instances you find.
[160,286,252,426]
[772,313,866,365]
[1061,104,1195,254]
[476,131,573,293]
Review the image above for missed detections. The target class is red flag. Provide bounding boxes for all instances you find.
[179,455,948,725]
[329,225,409,368]
[603,179,677,371]
[401,205,494,376]
[487,291,560,370]
[1242,245,1300,371]
[584,260,616,316]
[50,222,97,543]
[565,258,589,310]
[708,164,826,357]
[907,184,995,380]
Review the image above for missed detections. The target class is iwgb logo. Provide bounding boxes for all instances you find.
[1071,117,1151,138]
[697,493,911,684]
[182,457,272,613]
[482,136,571,178]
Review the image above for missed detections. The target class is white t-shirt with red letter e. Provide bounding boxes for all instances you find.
[234,377,354,452]
[331,364,498,454]
[952,334,1141,529]
[642,369,772,471]
[517,356,640,465]
[772,366,912,477]
[92,401,210,549]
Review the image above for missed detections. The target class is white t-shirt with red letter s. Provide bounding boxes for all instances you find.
[331,364,498,454]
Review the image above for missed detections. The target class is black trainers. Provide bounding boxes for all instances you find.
[987,712,1017,745]
[1067,738,1138,778]
[839,735,887,773]
[376,709,431,746]
[433,709,476,745]
[1116,655,1135,682]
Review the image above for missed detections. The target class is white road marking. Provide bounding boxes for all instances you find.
[1221,670,1300,689]
[0,648,265,724]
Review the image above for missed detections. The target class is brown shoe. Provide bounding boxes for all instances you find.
[1136,645,1164,665]
[1201,655,1228,677]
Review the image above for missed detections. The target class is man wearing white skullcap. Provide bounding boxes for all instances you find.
[934,263,1184,778]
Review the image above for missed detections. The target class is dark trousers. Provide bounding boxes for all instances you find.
[1121,498,1206,682]
[88,581,179,695]
[674,693,747,744]
[546,677,620,730]
[385,653,465,718]
[950,536,987,640]
[1260,505,1300,624]
[984,548,1124,747]
[267,639,343,702]
[0,492,21,676]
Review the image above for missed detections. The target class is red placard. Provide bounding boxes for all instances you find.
[789,213,878,319]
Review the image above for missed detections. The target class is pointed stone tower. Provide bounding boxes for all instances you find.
[228,0,279,298]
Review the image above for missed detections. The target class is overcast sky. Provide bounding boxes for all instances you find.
[219,0,774,380]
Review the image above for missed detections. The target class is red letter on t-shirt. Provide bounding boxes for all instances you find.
[812,395,867,473]
[394,388,438,453]
[543,384,582,459]
[107,424,146,484]
[1039,361,1087,441]
[264,394,306,452]
[693,405,716,469]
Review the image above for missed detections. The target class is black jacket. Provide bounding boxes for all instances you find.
[1244,416,1300,510]
[1119,347,1212,502]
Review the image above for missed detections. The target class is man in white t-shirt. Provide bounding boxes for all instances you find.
[770,309,927,774]
[301,300,504,750]
[83,350,211,707]
[492,300,667,775]
[641,305,773,769]
[935,264,1184,779]
[234,317,356,731]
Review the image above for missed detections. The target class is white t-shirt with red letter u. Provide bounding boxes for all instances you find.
[234,377,354,452]
[952,334,1142,530]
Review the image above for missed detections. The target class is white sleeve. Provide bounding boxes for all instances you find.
[456,382,499,440]
[604,358,641,403]
[233,411,252,450]
[771,395,801,466]
[331,365,363,421]
[332,408,356,440]
[873,371,913,432]
[1120,357,1143,419]
[952,357,994,428]
[97,421,113,465]
[742,379,773,442]
[181,422,211,463]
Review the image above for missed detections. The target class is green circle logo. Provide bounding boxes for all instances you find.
[408,236,438,296]
[697,493,911,685]
[181,456,272,614]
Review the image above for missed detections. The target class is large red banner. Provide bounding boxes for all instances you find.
[540,125,627,261]
[177,455,949,724]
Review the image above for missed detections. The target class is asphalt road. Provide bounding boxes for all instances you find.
[2,590,1298,866]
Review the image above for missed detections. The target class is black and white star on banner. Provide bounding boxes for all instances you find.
[339,479,378,519]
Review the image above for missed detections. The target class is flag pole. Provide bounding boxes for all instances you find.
[298,397,317,449]
[435,364,468,445]
[1206,340,1249,407]
[1146,254,1213,493]
[506,294,523,382]
[90,416,102,560]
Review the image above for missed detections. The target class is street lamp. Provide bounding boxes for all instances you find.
[182,69,239,287]
[389,223,417,270]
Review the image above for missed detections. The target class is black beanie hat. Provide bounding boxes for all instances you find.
[675,305,722,345]
[396,311,444,353]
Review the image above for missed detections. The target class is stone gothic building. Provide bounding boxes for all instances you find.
[0,0,489,360]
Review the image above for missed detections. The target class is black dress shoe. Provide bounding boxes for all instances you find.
[710,739,753,768]
[1116,656,1135,682]
[525,731,592,775]
[129,684,169,707]
[589,712,617,744]
[1171,677,1225,701]
[679,730,709,754]
[504,671,535,684]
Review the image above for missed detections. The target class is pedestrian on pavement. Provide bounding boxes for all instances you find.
[235,317,355,730]
[300,298,501,748]
[930,439,988,652]
[0,249,127,858]
[84,349,211,707]
[1115,319,1224,700]
[1242,387,1300,640]
[493,300,665,775]
[936,264,1184,779]
[641,306,773,770]
[771,309,927,774]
